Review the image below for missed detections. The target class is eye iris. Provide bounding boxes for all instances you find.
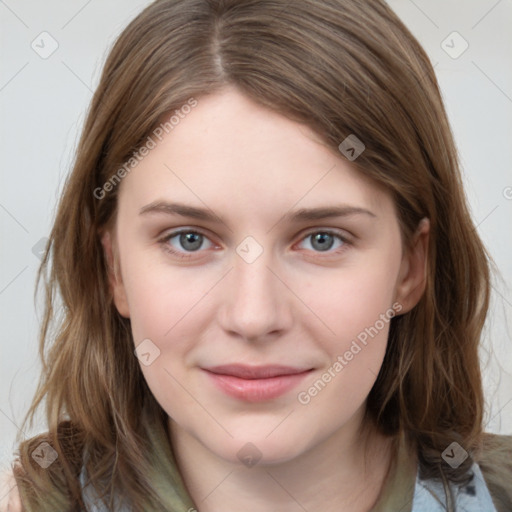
[180,232,202,251]
[311,232,334,251]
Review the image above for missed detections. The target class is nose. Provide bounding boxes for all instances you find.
[218,244,293,343]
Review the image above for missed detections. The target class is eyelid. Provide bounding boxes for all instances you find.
[158,227,218,250]
[298,226,353,242]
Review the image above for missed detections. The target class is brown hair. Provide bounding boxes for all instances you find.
[13,0,490,509]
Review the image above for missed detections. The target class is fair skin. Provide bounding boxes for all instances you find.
[100,86,429,511]
[3,87,428,512]
[4,87,428,512]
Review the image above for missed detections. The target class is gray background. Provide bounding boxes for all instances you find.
[1,0,511,473]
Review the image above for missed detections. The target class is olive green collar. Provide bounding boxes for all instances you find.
[146,411,416,512]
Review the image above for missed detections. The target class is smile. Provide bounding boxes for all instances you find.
[202,365,314,402]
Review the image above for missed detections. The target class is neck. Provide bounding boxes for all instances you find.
[168,409,394,512]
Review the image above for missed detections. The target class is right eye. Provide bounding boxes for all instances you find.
[159,229,215,259]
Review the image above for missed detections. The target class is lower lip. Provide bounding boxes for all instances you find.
[203,370,312,402]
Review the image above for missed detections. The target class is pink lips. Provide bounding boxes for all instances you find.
[203,364,313,402]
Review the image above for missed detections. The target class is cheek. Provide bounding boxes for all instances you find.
[121,248,216,362]
[298,253,400,393]
[124,273,170,345]
[309,258,400,345]
[121,262,210,423]
[295,266,398,421]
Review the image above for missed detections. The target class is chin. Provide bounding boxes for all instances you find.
[202,428,312,468]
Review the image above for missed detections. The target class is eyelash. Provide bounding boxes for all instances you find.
[158,228,351,260]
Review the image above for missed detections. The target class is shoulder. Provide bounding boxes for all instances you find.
[0,469,22,512]
[477,433,512,512]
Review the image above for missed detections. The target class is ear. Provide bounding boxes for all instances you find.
[100,229,130,318]
[394,218,430,314]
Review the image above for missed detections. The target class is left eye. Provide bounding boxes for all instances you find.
[297,231,346,253]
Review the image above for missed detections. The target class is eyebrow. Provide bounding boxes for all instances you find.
[139,201,376,223]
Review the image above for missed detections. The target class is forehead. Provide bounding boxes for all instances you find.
[116,87,394,223]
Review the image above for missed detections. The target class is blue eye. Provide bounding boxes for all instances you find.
[297,231,347,253]
[160,230,213,258]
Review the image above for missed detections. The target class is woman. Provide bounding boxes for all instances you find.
[3,0,511,510]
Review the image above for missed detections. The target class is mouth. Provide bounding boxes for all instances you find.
[202,364,314,402]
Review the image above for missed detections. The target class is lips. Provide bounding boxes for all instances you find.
[205,364,311,379]
[202,364,313,402]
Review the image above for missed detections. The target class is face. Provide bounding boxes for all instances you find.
[103,86,428,465]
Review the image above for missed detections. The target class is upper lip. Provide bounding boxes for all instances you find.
[204,365,312,379]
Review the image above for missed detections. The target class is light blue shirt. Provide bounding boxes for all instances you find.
[411,462,497,511]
